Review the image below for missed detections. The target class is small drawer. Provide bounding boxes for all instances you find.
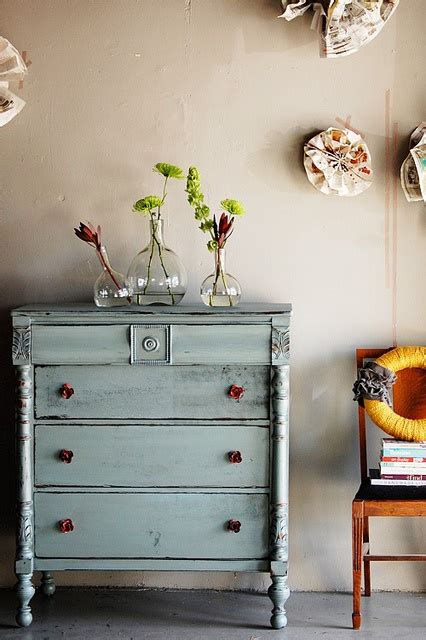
[34,365,270,420]
[34,424,270,488]
[34,492,269,559]
[31,323,272,365]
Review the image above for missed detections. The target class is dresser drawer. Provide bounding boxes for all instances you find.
[34,365,270,420]
[34,492,269,559]
[35,424,269,488]
[31,323,271,365]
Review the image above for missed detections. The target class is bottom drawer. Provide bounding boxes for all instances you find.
[34,492,269,559]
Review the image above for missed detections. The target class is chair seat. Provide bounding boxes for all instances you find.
[355,479,426,501]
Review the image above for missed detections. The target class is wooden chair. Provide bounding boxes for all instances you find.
[352,348,426,630]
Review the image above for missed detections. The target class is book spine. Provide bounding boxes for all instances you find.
[382,439,426,448]
[371,478,426,486]
[382,449,426,457]
[380,473,426,480]
[381,456,426,463]
[380,461,426,469]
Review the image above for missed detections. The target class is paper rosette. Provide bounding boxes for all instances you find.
[0,84,25,127]
[400,123,426,203]
[0,36,27,81]
[304,127,373,197]
[280,1,399,58]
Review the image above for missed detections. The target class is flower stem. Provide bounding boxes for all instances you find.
[143,218,155,296]
[152,232,175,304]
[97,249,132,303]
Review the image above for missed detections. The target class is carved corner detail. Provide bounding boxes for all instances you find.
[12,328,31,364]
[270,506,288,562]
[272,327,289,362]
[17,513,32,546]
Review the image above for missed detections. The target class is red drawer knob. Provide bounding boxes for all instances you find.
[228,451,242,464]
[227,519,241,533]
[59,449,74,464]
[58,518,74,533]
[60,383,74,399]
[228,385,245,401]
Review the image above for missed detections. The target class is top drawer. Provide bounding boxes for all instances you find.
[31,324,271,366]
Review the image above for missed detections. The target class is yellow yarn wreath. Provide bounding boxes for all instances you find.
[364,346,426,442]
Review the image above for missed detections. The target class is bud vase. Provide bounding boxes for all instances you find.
[94,245,131,307]
[200,248,241,307]
[127,218,187,305]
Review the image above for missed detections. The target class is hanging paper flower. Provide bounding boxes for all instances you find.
[304,127,373,197]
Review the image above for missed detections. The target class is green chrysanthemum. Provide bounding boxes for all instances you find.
[133,195,163,214]
[220,199,245,216]
[153,163,185,179]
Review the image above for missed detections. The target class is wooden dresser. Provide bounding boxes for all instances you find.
[12,304,291,628]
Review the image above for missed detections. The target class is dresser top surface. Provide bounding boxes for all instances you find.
[12,303,292,318]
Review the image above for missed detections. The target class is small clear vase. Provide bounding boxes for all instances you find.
[200,248,241,307]
[94,246,131,307]
[127,218,187,306]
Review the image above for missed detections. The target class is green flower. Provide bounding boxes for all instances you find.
[133,195,163,214]
[207,239,218,252]
[200,219,214,233]
[194,204,210,220]
[153,163,185,179]
[220,199,245,216]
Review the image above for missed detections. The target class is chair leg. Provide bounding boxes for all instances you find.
[363,517,371,597]
[352,500,363,630]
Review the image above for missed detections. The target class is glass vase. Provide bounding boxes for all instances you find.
[200,248,241,307]
[94,245,131,308]
[127,218,187,305]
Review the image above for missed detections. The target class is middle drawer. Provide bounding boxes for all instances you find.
[34,365,270,420]
[34,424,270,488]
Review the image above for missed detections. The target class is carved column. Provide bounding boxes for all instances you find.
[268,322,290,629]
[14,330,35,626]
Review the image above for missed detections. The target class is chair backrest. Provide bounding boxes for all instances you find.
[355,347,426,482]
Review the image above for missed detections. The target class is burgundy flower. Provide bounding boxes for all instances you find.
[60,383,75,399]
[227,519,241,533]
[228,384,245,401]
[216,213,234,248]
[228,451,242,464]
[74,221,102,251]
[58,518,74,533]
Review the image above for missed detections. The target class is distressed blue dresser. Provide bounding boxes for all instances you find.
[12,303,291,628]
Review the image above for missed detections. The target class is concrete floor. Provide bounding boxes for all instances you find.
[0,589,424,640]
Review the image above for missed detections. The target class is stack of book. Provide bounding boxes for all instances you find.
[370,438,426,485]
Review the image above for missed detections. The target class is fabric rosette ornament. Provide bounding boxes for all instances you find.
[304,127,373,196]
[280,1,399,58]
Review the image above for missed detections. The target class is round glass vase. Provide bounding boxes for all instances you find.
[94,245,131,308]
[127,217,187,306]
[200,248,241,307]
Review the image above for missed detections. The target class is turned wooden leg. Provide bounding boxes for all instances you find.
[15,574,35,627]
[352,500,363,630]
[41,572,56,596]
[363,516,371,597]
[268,575,290,629]
[14,364,35,628]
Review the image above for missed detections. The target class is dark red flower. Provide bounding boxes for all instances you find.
[60,383,75,399]
[58,518,74,533]
[227,519,241,533]
[228,384,245,401]
[74,221,102,251]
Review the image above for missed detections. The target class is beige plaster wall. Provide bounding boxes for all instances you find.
[0,0,425,592]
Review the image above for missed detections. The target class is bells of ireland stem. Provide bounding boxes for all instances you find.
[127,217,187,305]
